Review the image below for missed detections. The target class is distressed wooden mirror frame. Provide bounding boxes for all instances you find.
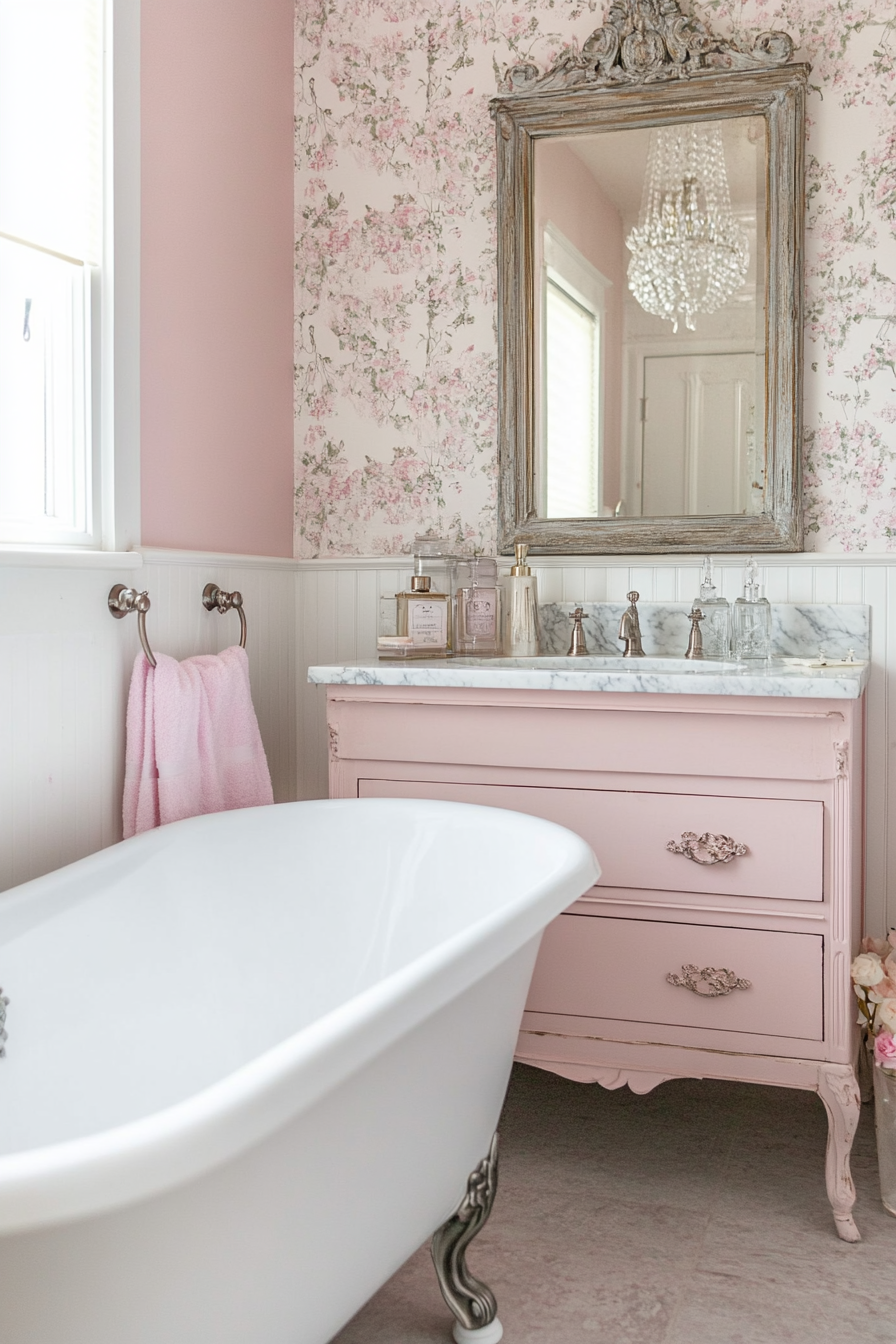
[492,6,809,554]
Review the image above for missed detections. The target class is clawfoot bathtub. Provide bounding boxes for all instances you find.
[0,798,597,1344]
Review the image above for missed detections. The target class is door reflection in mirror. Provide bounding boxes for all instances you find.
[640,352,761,517]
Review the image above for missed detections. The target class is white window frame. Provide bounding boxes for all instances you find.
[0,0,140,557]
[101,0,141,553]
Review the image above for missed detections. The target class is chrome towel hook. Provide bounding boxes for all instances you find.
[202,584,248,649]
[109,584,157,667]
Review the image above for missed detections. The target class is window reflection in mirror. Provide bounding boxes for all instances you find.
[533,115,766,521]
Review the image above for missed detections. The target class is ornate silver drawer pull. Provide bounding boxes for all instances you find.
[667,965,752,997]
[666,831,748,865]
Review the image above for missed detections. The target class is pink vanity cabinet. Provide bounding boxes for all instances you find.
[325,683,865,1241]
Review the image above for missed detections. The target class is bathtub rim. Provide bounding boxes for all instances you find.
[0,798,598,1235]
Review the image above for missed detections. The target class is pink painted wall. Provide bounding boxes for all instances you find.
[141,0,294,556]
[533,139,625,512]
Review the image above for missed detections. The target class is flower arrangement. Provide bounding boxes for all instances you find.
[851,932,896,1073]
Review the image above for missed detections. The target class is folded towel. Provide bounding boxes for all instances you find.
[123,646,273,838]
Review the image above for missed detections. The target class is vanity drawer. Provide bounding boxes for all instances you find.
[358,779,823,903]
[586,789,822,902]
[526,915,823,1041]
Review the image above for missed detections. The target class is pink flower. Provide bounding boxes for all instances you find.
[874,1031,896,1070]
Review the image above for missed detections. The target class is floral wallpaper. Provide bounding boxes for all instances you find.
[294,0,896,556]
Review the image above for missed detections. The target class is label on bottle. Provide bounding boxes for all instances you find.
[464,588,498,637]
[407,598,448,646]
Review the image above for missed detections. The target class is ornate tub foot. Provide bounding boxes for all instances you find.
[431,1133,503,1344]
[817,1063,862,1242]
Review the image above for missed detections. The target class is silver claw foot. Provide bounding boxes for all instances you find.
[431,1133,503,1344]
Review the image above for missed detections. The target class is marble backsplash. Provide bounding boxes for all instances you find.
[538,603,871,662]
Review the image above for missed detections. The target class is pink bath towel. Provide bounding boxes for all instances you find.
[123,646,273,838]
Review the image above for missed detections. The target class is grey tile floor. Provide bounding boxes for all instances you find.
[332,1064,896,1344]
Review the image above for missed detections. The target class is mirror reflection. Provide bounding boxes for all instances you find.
[533,115,766,521]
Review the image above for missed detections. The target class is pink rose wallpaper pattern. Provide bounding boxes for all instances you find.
[294,1,896,556]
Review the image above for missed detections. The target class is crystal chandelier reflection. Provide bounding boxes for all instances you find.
[626,123,749,333]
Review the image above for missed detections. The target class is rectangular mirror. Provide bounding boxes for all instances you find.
[493,11,808,553]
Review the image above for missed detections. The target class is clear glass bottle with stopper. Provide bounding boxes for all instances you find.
[694,556,731,660]
[503,542,539,657]
[733,556,771,661]
[453,556,502,656]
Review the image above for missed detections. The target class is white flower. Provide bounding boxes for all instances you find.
[851,953,885,987]
[877,999,896,1033]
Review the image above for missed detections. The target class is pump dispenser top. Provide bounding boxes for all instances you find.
[510,543,531,576]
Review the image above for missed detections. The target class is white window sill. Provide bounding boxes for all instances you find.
[0,545,142,569]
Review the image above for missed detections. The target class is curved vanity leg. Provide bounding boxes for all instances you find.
[431,1132,503,1344]
[817,1064,862,1243]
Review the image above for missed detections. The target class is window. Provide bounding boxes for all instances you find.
[541,224,610,519]
[0,0,103,545]
[545,274,600,517]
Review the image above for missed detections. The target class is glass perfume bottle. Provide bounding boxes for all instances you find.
[694,556,731,660]
[453,557,502,656]
[733,556,771,660]
[502,543,539,658]
[383,574,449,658]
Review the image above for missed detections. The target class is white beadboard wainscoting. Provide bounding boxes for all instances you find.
[296,554,896,934]
[0,548,296,894]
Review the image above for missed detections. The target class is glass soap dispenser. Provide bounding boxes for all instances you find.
[694,556,731,660]
[503,542,539,657]
[733,556,771,661]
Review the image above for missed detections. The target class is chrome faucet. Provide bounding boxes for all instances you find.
[567,607,588,656]
[618,591,645,658]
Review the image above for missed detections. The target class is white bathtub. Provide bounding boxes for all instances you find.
[0,798,597,1344]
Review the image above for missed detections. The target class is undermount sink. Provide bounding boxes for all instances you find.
[449,655,750,673]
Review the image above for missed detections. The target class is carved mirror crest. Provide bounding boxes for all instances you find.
[492,0,808,554]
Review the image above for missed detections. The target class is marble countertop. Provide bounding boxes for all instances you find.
[308,656,869,699]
